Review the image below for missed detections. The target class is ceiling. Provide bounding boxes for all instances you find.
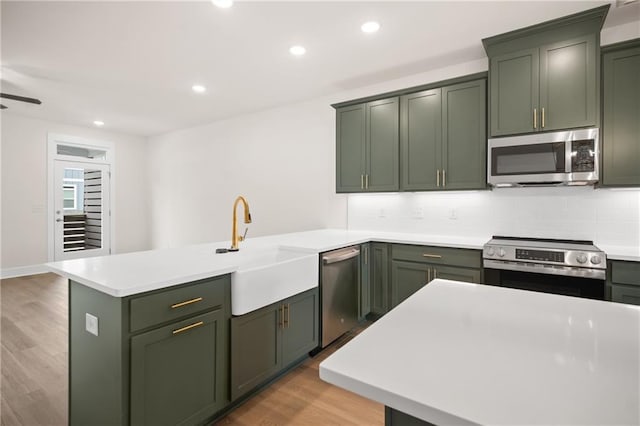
[1,0,637,137]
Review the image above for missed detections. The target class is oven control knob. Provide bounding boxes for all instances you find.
[576,254,588,264]
[498,248,506,258]
[590,255,602,265]
[486,247,495,256]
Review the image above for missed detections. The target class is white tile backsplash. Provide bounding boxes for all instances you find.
[347,187,640,249]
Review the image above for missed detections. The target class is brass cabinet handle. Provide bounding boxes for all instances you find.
[423,253,442,259]
[286,303,290,328]
[279,305,284,328]
[426,268,431,283]
[433,268,437,279]
[443,169,446,187]
[542,107,545,128]
[360,174,364,189]
[172,321,204,335]
[365,174,369,189]
[171,297,203,309]
[533,108,537,129]
[436,169,440,187]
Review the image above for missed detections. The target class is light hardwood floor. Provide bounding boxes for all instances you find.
[1,273,383,426]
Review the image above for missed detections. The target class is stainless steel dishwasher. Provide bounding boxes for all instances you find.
[321,246,360,347]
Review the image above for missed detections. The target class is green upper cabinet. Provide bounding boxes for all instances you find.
[400,89,442,190]
[400,79,486,191]
[442,79,487,190]
[601,40,640,187]
[540,35,597,131]
[336,97,399,192]
[483,5,608,137]
[490,48,539,136]
[367,98,400,191]
[336,104,366,192]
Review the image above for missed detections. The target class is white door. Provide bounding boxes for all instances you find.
[53,160,111,260]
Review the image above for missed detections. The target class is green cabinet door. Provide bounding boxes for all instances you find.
[359,243,371,320]
[336,104,366,192]
[539,35,597,131]
[366,97,400,191]
[230,303,282,401]
[611,285,640,306]
[442,79,487,190]
[400,89,441,190]
[282,289,319,367]
[130,309,227,426]
[490,48,539,136]
[602,43,640,187]
[431,264,481,283]
[370,243,389,315]
[390,260,430,309]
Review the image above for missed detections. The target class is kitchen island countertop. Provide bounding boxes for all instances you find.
[319,279,640,425]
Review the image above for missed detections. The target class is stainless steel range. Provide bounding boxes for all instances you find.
[483,236,607,300]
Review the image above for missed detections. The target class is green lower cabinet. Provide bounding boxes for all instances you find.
[611,285,640,305]
[281,290,320,366]
[230,288,319,401]
[130,310,227,426]
[608,260,640,306]
[359,243,371,320]
[230,303,282,401]
[69,275,231,426]
[390,261,430,308]
[390,261,481,309]
[602,40,640,187]
[370,243,390,315]
[431,264,481,283]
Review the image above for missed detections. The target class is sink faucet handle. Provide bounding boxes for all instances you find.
[239,227,249,242]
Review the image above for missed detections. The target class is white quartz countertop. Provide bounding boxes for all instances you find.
[46,228,638,297]
[45,229,487,297]
[319,279,640,426]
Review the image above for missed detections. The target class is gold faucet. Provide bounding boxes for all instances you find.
[230,196,252,251]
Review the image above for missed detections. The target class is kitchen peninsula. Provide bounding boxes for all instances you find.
[320,279,640,426]
[47,229,639,425]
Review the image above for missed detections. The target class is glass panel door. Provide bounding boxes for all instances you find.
[54,160,110,261]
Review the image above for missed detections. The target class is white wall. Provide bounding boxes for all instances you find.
[347,188,640,250]
[0,113,150,274]
[147,58,487,249]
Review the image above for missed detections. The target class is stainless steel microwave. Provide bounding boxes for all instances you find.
[488,128,599,187]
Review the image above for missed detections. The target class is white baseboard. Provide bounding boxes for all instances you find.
[1,264,49,279]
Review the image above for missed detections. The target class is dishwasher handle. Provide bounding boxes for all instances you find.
[323,248,360,265]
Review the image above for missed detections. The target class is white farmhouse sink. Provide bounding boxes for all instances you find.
[231,247,319,315]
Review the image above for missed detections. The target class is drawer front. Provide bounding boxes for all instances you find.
[391,244,481,268]
[611,261,640,286]
[130,275,229,332]
[611,285,640,306]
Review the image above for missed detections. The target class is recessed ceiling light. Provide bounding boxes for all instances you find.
[289,45,306,56]
[192,85,207,93]
[361,21,381,33]
[93,120,104,127]
[211,0,233,8]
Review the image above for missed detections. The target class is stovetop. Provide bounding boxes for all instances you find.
[483,236,606,270]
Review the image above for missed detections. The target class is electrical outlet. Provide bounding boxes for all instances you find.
[449,208,458,220]
[413,208,424,219]
[85,313,99,336]
[378,209,386,218]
